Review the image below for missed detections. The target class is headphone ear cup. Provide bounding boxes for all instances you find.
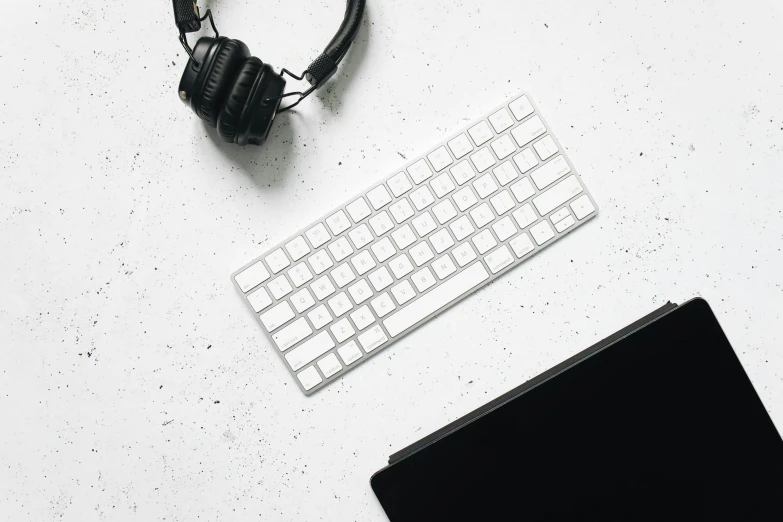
[217,58,286,146]
[217,58,263,143]
[194,37,250,127]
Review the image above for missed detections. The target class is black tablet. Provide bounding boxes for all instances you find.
[371,298,783,521]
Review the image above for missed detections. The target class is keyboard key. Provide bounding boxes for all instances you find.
[411,186,436,211]
[307,304,333,329]
[358,325,388,352]
[350,250,376,275]
[412,211,437,237]
[346,197,372,223]
[327,210,352,235]
[260,301,295,332]
[448,133,473,159]
[530,220,555,245]
[533,175,583,216]
[291,288,316,313]
[350,305,375,330]
[485,245,514,274]
[369,211,395,236]
[409,241,435,267]
[328,292,353,317]
[454,186,478,212]
[511,115,547,147]
[311,275,336,300]
[427,146,453,172]
[318,353,343,378]
[491,135,516,160]
[530,155,570,190]
[331,263,356,288]
[512,203,538,229]
[330,318,356,343]
[287,263,313,288]
[235,261,271,292]
[430,228,455,254]
[297,365,323,391]
[348,224,372,250]
[286,331,334,371]
[489,107,515,133]
[390,198,415,223]
[338,340,363,365]
[473,174,499,199]
[534,135,558,160]
[384,262,489,337]
[493,162,519,186]
[570,194,596,220]
[450,161,476,185]
[390,254,414,279]
[550,207,570,224]
[306,223,331,248]
[509,95,534,120]
[285,236,310,261]
[450,215,475,241]
[432,255,457,280]
[268,275,293,299]
[432,200,458,224]
[332,263,356,288]
[328,236,354,262]
[307,249,333,275]
[273,317,313,351]
[412,267,436,292]
[452,242,477,267]
[370,293,396,318]
[367,185,392,210]
[492,216,518,242]
[391,224,416,250]
[490,190,515,215]
[513,148,539,174]
[510,233,535,258]
[407,159,433,184]
[470,203,495,228]
[265,248,290,274]
[471,147,496,173]
[247,287,272,312]
[431,172,456,198]
[348,279,373,304]
[510,177,535,202]
[368,266,394,292]
[472,229,498,254]
[554,215,575,232]
[391,280,416,305]
[388,172,413,197]
[371,236,396,262]
[468,121,494,146]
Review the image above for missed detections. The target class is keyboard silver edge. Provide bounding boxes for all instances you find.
[231,91,599,395]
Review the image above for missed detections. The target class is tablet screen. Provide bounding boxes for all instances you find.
[371,299,783,521]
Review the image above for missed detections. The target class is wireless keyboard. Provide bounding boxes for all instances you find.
[232,92,598,395]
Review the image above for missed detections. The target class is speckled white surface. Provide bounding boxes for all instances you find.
[1,1,782,520]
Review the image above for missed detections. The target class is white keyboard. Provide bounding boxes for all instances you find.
[232,92,598,395]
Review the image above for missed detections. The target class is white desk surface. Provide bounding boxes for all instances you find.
[2,1,782,520]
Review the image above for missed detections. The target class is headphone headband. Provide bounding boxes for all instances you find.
[172,0,365,90]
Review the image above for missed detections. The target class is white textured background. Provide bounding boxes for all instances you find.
[1,1,782,520]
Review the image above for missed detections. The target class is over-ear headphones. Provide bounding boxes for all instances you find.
[172,1,366,146]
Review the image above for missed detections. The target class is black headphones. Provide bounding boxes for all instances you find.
[172,1,366,146]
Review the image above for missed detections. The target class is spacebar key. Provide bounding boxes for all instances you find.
[383,262,489,337]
